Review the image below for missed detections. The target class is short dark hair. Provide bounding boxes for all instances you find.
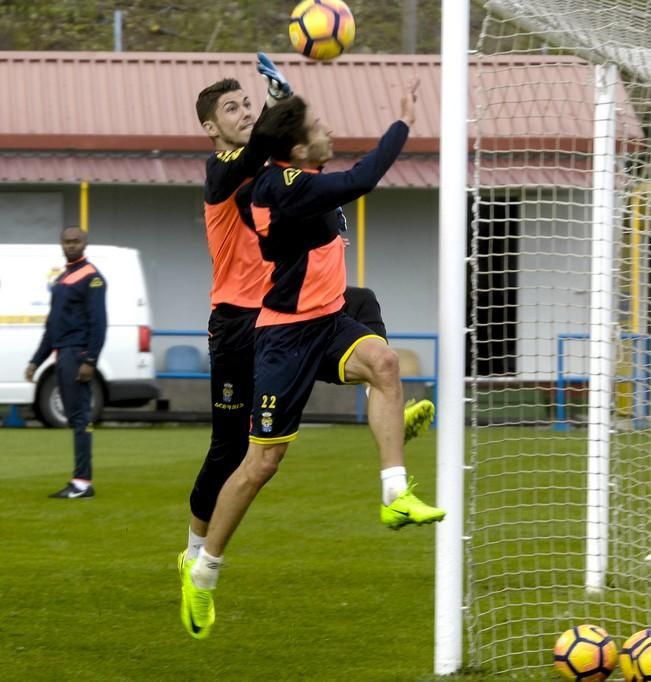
[195,78,241,124]
[254,96,309,162]
[60,226,87,241]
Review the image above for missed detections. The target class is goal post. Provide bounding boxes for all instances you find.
[434,0,651,677]
[435,0,470,675]
[585,61,617,593]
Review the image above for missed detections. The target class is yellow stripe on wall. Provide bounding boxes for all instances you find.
[0,315,47,324]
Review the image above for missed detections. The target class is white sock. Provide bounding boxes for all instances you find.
[187,527,205,562]
[365,385,371,399]
[381,466,407,506]
[191,546,223,589]
[72,478,91,491]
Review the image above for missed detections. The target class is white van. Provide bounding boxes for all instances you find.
[0,244,159,426]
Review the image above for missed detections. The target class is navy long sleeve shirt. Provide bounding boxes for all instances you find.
[238,119,409,324]
[30,257,108,368]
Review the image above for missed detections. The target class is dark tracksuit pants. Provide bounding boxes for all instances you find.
[56,346,93,481]
[190,305,256,523]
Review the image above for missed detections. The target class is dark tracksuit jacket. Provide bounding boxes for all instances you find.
[242,119,410,328]
[31,257,107,368]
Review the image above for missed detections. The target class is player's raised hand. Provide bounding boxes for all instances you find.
[257,52,293,107]
[399,76,420,127]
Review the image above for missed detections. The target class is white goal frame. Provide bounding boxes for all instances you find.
[435,2,647,676]
[434,0,470,675]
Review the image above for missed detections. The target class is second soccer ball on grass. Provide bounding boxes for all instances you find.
[553,624,617,681]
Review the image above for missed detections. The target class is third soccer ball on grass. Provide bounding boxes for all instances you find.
[289,0,355,61]
[636,637,651,681]
[553,624,618,681]
[620,628,651,682]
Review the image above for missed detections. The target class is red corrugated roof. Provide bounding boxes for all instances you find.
[0,51,642,187]
[0,152,592,188]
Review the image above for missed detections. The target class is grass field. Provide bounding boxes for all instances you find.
[3,424,477,682]
[3,423,644,681]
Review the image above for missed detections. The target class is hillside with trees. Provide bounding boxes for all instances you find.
[0,0,488,53]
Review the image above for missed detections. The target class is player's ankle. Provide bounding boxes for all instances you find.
[191,546,223,589]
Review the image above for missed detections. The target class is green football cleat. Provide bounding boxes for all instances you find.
[178,550,215,640]
[381,479,446,530]
[403,398,435,444]
[177,550,188,630]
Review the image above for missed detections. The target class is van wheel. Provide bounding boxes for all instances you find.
[36,373,104,428]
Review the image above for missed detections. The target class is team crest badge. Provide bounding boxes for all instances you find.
[261,411,273,433]
[222,382,234,403]
[283,168,302,186]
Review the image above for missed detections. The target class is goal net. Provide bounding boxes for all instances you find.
[467,0,651,676]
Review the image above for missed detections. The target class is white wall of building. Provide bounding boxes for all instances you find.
[0,184,605,382]
[344,188,439,376]
[0,192,63,241]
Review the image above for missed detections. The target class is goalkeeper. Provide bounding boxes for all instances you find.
[179,54,435,638]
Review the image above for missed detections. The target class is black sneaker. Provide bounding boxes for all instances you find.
[48,482,95,499]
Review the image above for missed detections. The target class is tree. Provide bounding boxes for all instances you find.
[0,0,487,54]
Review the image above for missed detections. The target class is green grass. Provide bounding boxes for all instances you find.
[467,428,651,680]
[2,424,466,682]
[3,424,647,681]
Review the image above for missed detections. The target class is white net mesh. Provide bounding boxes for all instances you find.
[468,0,651,677]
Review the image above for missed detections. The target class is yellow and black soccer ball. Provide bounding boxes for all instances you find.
[553,624,617,681]
[289,0,355,61]
[619,628,651,682]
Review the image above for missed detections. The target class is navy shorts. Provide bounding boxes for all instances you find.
[250,311,384,444]
[343,286,387,339]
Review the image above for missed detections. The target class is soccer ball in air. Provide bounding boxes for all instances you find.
[620,629,651,681]
[289,0,355,61]
[553,624,618,681]
[636,637,651,681]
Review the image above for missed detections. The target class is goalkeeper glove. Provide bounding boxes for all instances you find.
[257,51,292,105]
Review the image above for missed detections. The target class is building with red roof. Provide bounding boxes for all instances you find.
[0,51,642,412]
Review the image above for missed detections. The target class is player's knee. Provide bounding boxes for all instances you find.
[244,444,287,486]
[370,346,400,384]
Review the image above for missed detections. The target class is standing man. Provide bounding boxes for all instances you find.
[25,226,107,499]
[181,79,445,639]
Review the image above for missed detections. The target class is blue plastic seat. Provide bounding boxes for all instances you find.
[164,345,202,373]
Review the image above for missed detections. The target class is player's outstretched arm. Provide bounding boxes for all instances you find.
[205,54,293,196]
[281,79,421,215]
[315,76,420,201]
[205,57,294,199]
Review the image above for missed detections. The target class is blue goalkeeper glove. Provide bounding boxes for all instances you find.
[257,51,292,103]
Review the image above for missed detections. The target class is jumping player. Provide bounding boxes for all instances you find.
[181,56,433,572]
[180,78,446,640]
